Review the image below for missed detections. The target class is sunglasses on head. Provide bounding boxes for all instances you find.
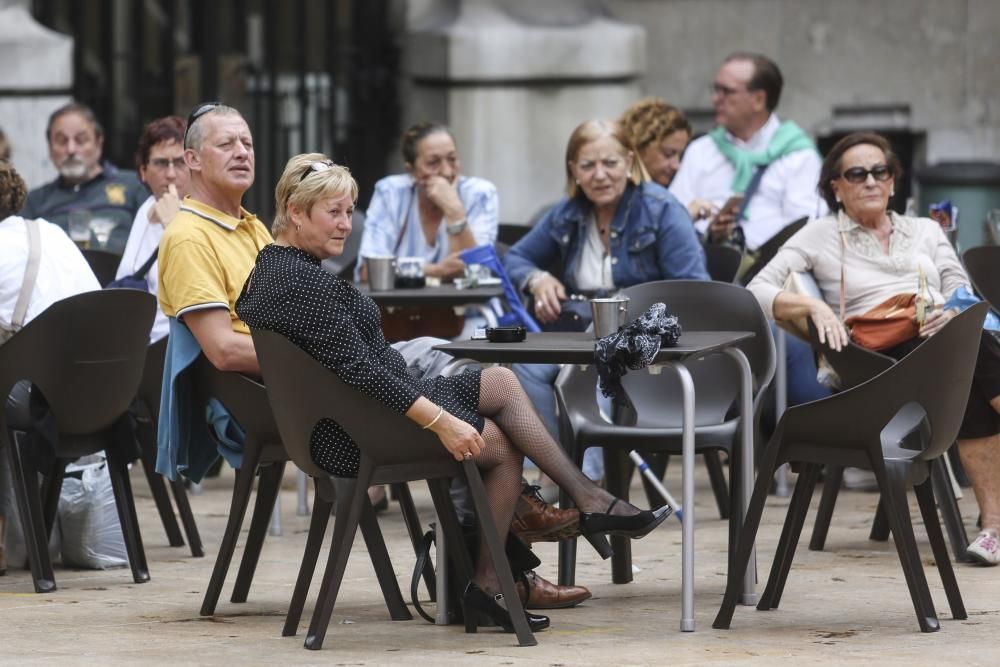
[840,164,892,184]
[300,160,335,182]
[183,102,222,144]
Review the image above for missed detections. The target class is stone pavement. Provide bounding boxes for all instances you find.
[2,462,998,666]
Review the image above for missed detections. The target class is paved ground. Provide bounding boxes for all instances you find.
[2,462,998,666]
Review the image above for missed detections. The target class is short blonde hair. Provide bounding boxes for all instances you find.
[564,120,644,198]
[273,153,359,236]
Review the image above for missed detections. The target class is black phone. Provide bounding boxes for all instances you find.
[485,326,527,343]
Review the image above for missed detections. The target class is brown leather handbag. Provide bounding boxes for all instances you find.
[845,293,919,351]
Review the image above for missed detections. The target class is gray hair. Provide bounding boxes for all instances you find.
[184,104,244,151]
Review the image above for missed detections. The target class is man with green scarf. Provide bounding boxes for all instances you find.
[670,52,827,251]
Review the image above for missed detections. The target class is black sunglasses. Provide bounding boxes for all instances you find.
[183,102,221,145]
[840,164,892,184]
[300,160,334,182]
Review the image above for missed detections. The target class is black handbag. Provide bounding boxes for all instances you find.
[106,247,158,291]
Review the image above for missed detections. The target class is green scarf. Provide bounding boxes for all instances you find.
[709,120,818,193]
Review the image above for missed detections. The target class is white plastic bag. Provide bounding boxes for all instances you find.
[58,457,127,570]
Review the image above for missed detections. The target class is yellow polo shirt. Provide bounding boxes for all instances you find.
[158,197,273,334]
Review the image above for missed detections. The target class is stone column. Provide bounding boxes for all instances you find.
[0,0,73,189]
[404,0,646,224]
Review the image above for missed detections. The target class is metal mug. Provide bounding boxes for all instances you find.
[366,255,396,291]
[590,296,630,338]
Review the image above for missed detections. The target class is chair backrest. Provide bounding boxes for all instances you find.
[741,216,809,285]
[806,320,894,390]
[617,280,776,424]
[498,223,530,246]
[787,302,988,461]
[0,290,155,435]
[136,336,169,424]
[962,246,1000,311]
[189,356,282,448]
[251,329,451,477]
[82,248,122,287]
[703,244,743,283]
[321,208,366,279]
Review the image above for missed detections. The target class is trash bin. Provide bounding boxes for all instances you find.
[916,161,1000,250]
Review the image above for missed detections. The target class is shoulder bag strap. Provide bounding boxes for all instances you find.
[409,527,438,624]
[735,163,769,224]
[838,230,846,322]
[132,246,160,280]
[12,219,43,329]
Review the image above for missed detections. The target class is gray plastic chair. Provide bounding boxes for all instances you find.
[554,280,775,585]
[81,248,122,287]
[0,290,155,592]
[715,303,987,634]
[704,243,743,283]
[252,328,536,650]
[962,246,1000,310]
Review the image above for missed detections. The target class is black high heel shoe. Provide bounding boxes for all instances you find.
[462,582,550,633]
[579,499,672,540]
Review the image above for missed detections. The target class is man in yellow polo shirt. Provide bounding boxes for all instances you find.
[158,103,270,374]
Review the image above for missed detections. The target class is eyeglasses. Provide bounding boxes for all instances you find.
[183,102,221,144]
[148,157,187,171]
[840,164,892,184]
[300,160,334,182]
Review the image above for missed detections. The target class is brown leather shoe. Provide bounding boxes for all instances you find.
[511,482,580,543]
[516,570,591,609]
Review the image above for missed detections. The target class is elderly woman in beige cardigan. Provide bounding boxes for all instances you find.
[748,131,1000,566]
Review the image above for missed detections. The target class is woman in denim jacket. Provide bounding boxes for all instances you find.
[504,120,709,480]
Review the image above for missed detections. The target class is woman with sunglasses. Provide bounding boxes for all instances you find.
[748,131,1000,566]
[237,153,672,634]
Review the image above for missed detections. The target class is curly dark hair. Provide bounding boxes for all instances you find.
[0,160,27,220]
[135,115,187,169]
[818,132,903,212]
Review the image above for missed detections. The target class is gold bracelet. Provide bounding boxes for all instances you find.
[422,406,445,430]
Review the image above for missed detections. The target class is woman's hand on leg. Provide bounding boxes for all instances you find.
[430,412,485,461]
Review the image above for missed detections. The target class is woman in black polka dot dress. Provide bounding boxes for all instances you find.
[236,153,671,633]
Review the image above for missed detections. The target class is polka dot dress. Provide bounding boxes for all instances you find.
[236,244,483,477]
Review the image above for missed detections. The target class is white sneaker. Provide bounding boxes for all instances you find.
[967,530,1000,566]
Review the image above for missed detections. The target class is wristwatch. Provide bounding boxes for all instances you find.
[445,218,468,235]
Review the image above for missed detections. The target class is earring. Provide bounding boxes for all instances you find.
[890,190,895,197]
[835,194,841,203]
[575,179,580,185]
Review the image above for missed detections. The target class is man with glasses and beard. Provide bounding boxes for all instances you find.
[21,103,147,254]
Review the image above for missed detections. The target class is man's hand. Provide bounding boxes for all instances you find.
[149,184,182,226]
[531,273,568,325]
[422,175,464,221]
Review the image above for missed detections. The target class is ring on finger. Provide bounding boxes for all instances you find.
[464,452,472,459]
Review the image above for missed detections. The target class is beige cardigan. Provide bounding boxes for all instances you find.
[748,210,970,321]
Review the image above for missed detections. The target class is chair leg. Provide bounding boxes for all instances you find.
[105,448,150,583]
[304,474,368,651]
[40,460,66,542]
[704,451,732,520]
[284,482,334,637]
[757,463,820,611]
[170,478,204,558]
[138,428,185,547]
[869,496,890,541]
[809,465,843,551]
[914,477,966,620]
[427,477,476,587]
[200,443,262,616]
[462,459,536,647]
[713,438,782,630]
[231,460,286,604]
[557,446,582,588]
[871,459,940,632]
[7,434,56,592]
[605,448,633,585]
[393,482,435,600]
[930,457,969,563]
[359,497,412,621]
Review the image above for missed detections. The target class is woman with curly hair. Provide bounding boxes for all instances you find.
[619,97,692,188]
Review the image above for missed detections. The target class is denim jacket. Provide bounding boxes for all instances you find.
[505,181,709,296]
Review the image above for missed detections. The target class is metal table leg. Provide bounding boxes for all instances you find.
[773,328,790,497]
[724,348,757,606]
[269,493,282,536]
[297,470,310,516]
[664,361,697,632]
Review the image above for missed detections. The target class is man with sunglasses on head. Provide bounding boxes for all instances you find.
[115,116,191,342]
[22,102,147,254]
[669,52,827,251]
